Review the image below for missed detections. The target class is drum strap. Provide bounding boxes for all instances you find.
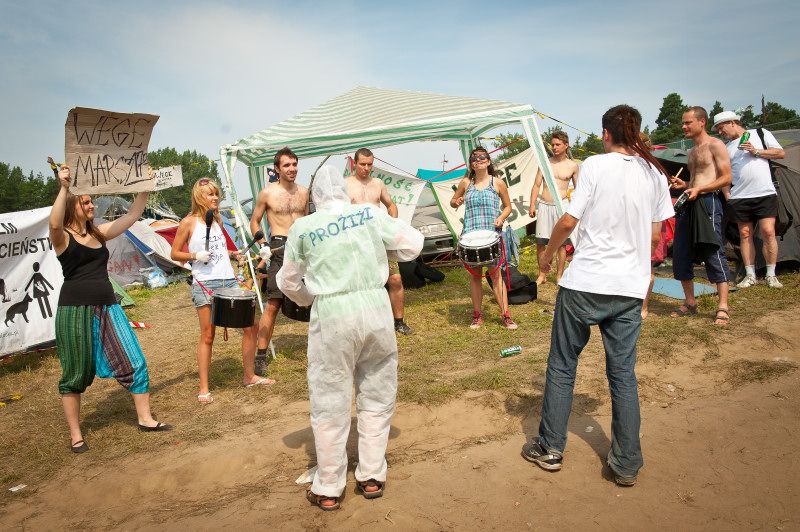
[196,279,230,341]
[462,235,512,290]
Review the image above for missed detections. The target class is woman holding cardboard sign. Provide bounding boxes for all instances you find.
[49,165,173,454]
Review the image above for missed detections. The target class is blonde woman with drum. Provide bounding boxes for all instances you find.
[450,147,517,329]
[170,178,271,404]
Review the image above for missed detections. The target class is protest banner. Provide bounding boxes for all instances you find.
[153,165,183,191]
[343,160,426,224]
[0,208,62,358]
[65,107,159,195]
[430,147,539,237]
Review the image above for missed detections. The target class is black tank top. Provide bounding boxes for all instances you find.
[57,234,116,306]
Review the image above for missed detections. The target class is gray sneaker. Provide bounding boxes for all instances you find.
[395,321,415,335]
[766,275,784,289]
[521,438,563,471]
[614,473,637,487]
[737,274,757,288]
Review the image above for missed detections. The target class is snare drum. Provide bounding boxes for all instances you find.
[457,230,502,266]
[282,297,311,322]
[211,288,256,328]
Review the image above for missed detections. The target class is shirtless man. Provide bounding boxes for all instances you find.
[669,107,732,326]
[528,131,579,284]
[250,147,309,375]
[345,148,414,335]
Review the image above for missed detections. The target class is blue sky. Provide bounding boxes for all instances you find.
[2,0,798,197]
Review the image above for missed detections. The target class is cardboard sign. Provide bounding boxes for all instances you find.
[65,107,159,194]
[153,165,183,191]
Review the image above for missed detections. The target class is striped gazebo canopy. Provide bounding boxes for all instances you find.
[219,86,560,235]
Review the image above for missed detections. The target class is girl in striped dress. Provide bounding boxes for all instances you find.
[450,147,517,329]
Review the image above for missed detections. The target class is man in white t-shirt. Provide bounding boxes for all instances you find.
[712,111,786,288]
[521,105,674,487]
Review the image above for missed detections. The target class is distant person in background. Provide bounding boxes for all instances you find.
[528,131,579,285]
[522,105,673,486]
[669,107,732,325]
[713,111,786,289]
[50,165,173,454]
[345,148,415,335]
[639,131,671,319]
[450,146,516,329]
[171,178,267,405]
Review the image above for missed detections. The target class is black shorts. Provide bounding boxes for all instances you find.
[726,195,778,223]
[265,236,287,300]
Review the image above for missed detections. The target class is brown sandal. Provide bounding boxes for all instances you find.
[670,302,698,317]
[356,479,385,499]
[713,308,730,326]
[306,489,340,511]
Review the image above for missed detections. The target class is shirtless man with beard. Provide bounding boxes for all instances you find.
[250,147,309,375]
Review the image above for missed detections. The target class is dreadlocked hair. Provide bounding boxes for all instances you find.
[602,105,670,178]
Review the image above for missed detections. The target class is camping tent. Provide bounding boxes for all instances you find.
[100,220,189,287]
[748,140,800,269]
[219,86,563,238]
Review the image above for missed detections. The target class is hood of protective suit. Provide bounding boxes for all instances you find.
[311,165,350,211]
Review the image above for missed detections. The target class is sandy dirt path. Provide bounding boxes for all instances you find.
[2,309,798,531]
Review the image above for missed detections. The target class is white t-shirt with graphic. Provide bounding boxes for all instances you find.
[559,152,674,299]
[188,218,235,282]
[727,128,781,200]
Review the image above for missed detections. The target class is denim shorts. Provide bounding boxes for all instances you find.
[190,278,239,307]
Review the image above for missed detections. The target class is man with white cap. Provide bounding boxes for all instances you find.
[712,111,786,288]
[277,166,423,511]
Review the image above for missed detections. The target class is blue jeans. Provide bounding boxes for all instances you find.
[538,287,644,478]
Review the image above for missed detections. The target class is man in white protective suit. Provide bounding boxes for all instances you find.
[276,166,423,511]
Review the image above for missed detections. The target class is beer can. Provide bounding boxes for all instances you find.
[500,345,522,358]
[738,131,750,149]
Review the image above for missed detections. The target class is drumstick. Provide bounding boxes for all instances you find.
[668,167,684,189]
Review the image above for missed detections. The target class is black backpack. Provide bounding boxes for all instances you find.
[756,128,794,239]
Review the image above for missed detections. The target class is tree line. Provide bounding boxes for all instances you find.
[0,148,220,216]
[492,94,798,160]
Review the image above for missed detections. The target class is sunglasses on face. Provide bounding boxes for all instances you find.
[469,154,489,163]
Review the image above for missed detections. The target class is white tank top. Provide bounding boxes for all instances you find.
[187,218,235,282]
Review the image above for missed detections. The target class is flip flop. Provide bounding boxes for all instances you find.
[306,489,340,511]
[356,479,385,499]
[245,378,275,388]
[670,302,698,317]
[198,393,213,404]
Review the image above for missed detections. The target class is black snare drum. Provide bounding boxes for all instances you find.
[457,230,502,266]
[211,288,256,328]
[282,297,311,322]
